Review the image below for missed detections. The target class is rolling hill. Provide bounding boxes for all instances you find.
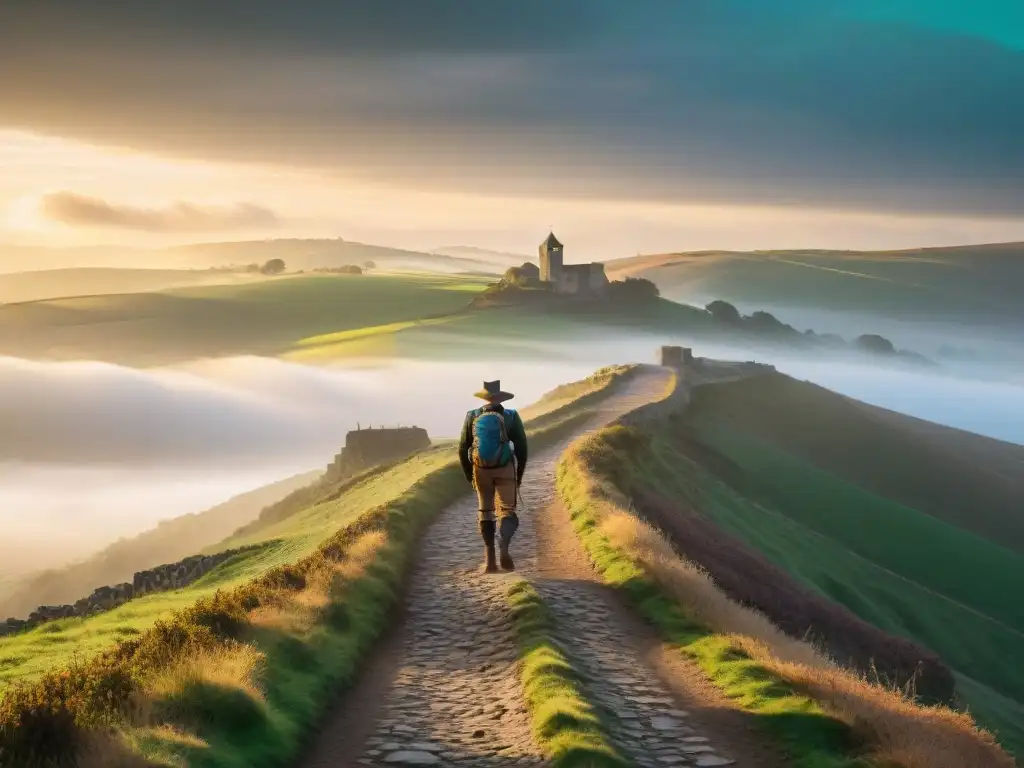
[605,242,1024,330]
[0,267,941,371]
[430,245,533,268]
[0,238,519,281]
[0,272,490,365]
[620,373,1024,758]
[0,267,272,305]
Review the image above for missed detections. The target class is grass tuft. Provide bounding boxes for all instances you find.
[507,581,626,768]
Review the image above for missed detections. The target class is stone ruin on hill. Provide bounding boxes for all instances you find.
[659,345,694,367]
[658,346,777,377]
[0,545,260,637]
[326,425,431,481]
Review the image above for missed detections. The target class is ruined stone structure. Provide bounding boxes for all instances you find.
[659,345,694,367]
[0,546,258,637]
[326,425,431,482]
[539,231,609,296]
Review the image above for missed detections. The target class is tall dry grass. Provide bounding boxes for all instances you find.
[146,643,266,709]
[248,530,387,635]
[599,508,1015,768]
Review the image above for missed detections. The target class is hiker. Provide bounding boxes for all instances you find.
[458,380,528,573]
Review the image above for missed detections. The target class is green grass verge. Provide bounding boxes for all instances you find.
[647,412,1024,758]
[506,581,626,767]
[132,464,467,768]
[557,436,869,768]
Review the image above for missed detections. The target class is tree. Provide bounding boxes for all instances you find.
[607,277,660,302]
[502,266,527,285]
[705,300,741,324]
[261,258,286,275]
[364,260,376,270]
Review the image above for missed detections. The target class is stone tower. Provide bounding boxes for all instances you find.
[539,231,564,284]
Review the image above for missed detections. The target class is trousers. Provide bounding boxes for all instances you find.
[472,462,517,522]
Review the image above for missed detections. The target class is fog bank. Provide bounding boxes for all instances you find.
[0,354,605,571]
[2,344,1022,580]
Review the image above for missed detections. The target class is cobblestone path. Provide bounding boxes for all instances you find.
[311,366,742,767]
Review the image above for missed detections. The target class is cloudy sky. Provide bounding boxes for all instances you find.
[2,1,1024,259]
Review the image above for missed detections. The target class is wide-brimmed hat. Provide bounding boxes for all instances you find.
[474,380,514,403]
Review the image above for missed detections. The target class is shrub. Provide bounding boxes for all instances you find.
[260,258,286,275]
[607,277,659,302]
[705,299,741,324]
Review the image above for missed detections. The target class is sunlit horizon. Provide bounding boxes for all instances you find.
[4,129,1024,264]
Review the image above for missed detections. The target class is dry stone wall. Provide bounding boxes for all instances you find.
[0,545,259,637]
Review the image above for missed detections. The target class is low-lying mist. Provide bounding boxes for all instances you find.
[680,293,1024,377]
[0,353,607,577]
[2,334,1021,584]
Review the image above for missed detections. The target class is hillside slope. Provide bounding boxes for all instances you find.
[605,242,1024,328]
[0,273,487,365]
[684,374,1024,552]
[0,267,269,304]
[620,374,1024,759]
[0,239,516,278]
[0,469,320,620]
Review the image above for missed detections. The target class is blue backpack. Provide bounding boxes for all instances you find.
[471,407,515,468]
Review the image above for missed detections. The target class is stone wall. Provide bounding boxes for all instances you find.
[0,546,258,637]
[326,425,431,482]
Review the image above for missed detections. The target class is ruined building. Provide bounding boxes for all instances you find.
[539,231,609,296]
[326,425,431,481]
[660,345,694,367]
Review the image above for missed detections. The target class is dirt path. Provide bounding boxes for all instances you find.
[302,365,772,767]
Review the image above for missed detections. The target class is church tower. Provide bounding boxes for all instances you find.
[539,231,564,284]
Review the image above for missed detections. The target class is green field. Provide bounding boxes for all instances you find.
[606,242,1024,327]
[621,377,1024,759]
[0,273,491,365]
[286,295,717,363]
[0,267,738,366]
[0,265,922,369]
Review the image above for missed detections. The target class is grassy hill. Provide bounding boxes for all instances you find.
[430,245,533,267]
[0,470,321,621]
[0,273,489,365]
[684,375,1024,552]
[605,242,1024,328]
[0,267,271,304]
[0,239,518,279]
[0,268,936,369]
[619,374,1024,758]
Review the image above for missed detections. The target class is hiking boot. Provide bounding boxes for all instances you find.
[480,520,498,573]
[499,514,519,571]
